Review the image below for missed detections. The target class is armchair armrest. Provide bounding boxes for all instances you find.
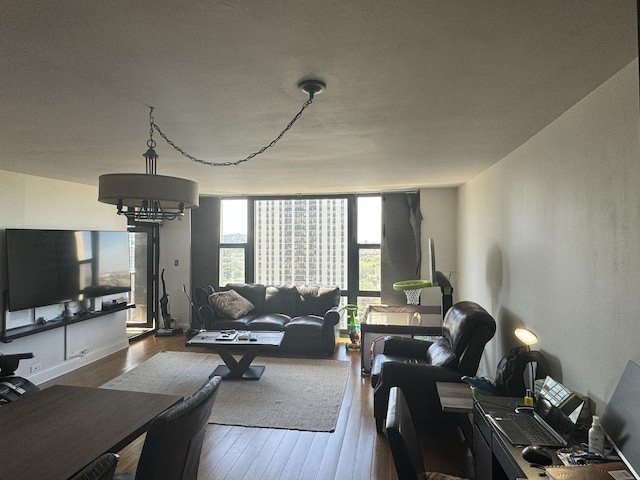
[382,336,433,359]
[197,305,219,329]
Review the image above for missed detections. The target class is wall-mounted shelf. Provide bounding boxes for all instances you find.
[1,303,133,343]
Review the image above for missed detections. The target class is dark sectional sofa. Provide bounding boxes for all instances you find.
[193,283,342,356]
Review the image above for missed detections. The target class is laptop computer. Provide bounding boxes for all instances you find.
[483,377,584,448]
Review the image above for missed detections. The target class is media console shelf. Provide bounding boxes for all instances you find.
[1,303,133,343]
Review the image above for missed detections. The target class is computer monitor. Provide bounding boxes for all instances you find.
[427,237,437,286]
[601,361,640,479]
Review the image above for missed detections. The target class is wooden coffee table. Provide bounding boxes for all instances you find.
[186,330,284,380]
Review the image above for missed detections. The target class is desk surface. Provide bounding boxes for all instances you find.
[436,382,474,413]
[0,384,182,480]
[474,396,564,479]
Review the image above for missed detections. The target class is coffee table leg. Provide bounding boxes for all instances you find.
[212,348,265,380]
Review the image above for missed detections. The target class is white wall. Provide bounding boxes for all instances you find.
[457,60,640,411]
[158,216,192,329]
[0,171,129,384]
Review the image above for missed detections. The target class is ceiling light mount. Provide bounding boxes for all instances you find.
[298,79,326,99]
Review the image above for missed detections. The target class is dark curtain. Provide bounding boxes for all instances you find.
[380,191,422,304]
[190,196,220,291]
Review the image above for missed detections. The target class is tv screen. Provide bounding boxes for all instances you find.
[5,229,131,312]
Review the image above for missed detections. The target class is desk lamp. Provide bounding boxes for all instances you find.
[514,327,539,400]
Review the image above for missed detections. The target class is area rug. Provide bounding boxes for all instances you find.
[101,350,349,432]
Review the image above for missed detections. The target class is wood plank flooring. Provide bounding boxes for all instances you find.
[41,334,473,480]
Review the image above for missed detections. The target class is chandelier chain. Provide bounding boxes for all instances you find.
[147,106,156,148]
[151,96,314,167]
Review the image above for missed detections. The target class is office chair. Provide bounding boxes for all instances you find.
[386,387,467,480]
[71,453,119,480]
[0,352,40,404]
[114,375,221,480]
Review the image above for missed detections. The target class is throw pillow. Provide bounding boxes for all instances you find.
[224,283,266,312]
[208,290,254,319]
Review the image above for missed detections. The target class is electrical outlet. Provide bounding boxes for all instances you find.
[30,364,41,374]
[68,348,90,359]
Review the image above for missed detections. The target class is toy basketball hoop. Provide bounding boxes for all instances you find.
[393,280,432,305]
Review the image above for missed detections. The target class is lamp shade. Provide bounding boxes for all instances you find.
[98,173,199,209]
[514,327,538,346]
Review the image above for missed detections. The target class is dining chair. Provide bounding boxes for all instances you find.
[114,376,222,480]
[71,453,119,480]
[386,386,467,480]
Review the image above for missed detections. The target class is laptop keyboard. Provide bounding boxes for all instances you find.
[515,414,559,444]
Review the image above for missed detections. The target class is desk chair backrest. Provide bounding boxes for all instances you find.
[134,376,222,480]
[386,386,425,480]
[0,353,40,405]
[386,387,469,480]
[71,453,119,480]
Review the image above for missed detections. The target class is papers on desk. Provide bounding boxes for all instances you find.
[545,462,633,480]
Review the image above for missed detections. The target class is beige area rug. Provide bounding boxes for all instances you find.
[101,350,350,432]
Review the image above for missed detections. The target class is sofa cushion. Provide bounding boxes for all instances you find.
[247,313,290,331]
[208,290,255,319]
[297,285,340,316]
[264,285,299,316]
[426,338,457,369]
[209,316,254,330]
[285,316,324,337]
[225,283,266,312]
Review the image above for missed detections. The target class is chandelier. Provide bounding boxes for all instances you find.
[98,79,326,222]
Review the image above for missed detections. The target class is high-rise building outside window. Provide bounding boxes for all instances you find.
[255,199,348,286]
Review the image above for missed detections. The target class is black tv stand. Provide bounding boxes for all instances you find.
[1,303,133,343]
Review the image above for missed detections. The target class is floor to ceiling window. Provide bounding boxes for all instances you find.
[219,199,248,285]
[217,195,381,328]
[356,195,381,314]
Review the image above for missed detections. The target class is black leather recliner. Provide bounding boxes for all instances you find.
[372,301,496,433]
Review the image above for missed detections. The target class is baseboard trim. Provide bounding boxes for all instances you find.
[29,339,129,386]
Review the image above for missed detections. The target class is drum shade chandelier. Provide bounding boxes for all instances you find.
[98,79,326,222]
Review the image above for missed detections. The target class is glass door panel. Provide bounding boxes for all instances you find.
[126,225,158,329]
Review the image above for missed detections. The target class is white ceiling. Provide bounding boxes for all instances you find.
[0,1,637,196]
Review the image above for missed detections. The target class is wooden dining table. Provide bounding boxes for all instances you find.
[0,384,182,480]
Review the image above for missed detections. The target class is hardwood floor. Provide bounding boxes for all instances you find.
[41,335,473,479]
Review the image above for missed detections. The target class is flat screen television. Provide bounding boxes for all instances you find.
[5,229,131,312]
